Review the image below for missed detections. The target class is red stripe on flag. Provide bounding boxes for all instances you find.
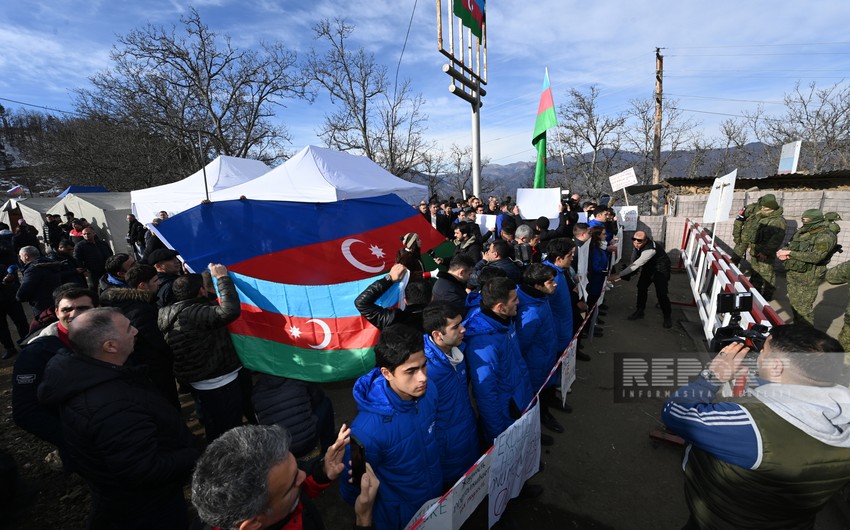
[228,215,446,284]
[537,88,554,116]
[228,304,381,350]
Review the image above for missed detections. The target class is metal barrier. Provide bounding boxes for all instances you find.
[680,218,784,343]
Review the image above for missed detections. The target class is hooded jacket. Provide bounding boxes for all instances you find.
[542,260,575,351]
[463,309,533,442]
[423,337,480,485]
[340,368,442,530]
[750,207,788,257]
[38,351,198,525]
[662,377,850,529]
[516,285,558,390]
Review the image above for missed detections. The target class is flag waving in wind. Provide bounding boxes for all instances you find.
[154,194,445,382]
[532,68,558,188]
[454,0,485,40]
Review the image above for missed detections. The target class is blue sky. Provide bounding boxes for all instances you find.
[2,0,850,165]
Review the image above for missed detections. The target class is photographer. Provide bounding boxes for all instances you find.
[661,324,850,529]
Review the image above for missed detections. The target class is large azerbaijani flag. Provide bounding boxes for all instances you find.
[154,194,445,382]
[454,0,485,40]
[532,68,558,188]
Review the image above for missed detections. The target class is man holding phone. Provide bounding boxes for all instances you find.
[340,324,443,530]
[192,423,379,530]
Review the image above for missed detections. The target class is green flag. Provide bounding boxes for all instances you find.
[532,68,557,188]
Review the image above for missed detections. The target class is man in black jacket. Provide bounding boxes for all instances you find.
[38,307,198,529]
[12,286,97,468]
[354,263,431,332]
[431,254,473,316]
[609,231,672,328]
[100,263,179,409]
[158,263,246,442]
[73,227,113,291]
[16,245,62,322]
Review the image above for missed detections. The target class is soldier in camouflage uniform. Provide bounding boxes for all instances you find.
[825,260,850,363]
[747,195,787,300]
[777,209,838,326]
[731,200,761,266]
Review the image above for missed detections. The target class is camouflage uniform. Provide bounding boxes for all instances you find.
[783,216,838,327]
[732,202,760,265]
[825,261,850,363]
[748,207,787,300]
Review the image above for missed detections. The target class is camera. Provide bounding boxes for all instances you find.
[710,292,769,355]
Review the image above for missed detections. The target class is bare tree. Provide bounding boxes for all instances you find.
[306,18,430,177]
[556,86,627,197]
[416,148,449,199]
[743,81,850,173]
[76,8,307,168]
[623,97,701,183]
[446,144,492,198]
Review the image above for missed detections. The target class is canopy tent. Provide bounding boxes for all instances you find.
[131,155,270,224]
[0,197,60,244]
[210,145,427,205]
[48,192,131,253]
[56,185,108,198]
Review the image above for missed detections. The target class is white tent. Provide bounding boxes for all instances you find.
[0,197,60,242]
[48,193,131,253]
[131,155,270,224]
[210,145,427,204]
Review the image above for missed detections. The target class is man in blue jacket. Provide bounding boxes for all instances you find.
[463,277,534,443]
[516,264,561,435]
[341,324,442,530]
[423,301,480,487]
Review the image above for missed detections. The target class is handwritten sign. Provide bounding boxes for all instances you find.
[561,341,577,399]
[488,402,541,527]
[609,168,638,192]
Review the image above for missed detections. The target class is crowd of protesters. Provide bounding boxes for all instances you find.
[5,192,842,530]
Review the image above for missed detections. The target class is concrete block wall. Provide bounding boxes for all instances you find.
[673,190,850,220]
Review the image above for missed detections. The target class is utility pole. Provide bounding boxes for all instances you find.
[651,48,664,215]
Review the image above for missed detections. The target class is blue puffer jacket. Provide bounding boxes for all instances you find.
[463,310,533,443]
[588,245,608,296]
[543,260,575,351]
[423,337,480,485]
[340,368,442,530]
[516,285,558,391]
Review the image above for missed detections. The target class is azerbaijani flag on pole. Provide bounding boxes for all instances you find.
[453,0,485,40]
[154,194,445,382]
[532,68,558,188]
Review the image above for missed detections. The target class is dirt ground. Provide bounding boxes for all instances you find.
[1,267,849,529]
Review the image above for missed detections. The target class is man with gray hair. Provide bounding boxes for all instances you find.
[38,307,198,528]
[192,424,379,530]
[17,245,62,320]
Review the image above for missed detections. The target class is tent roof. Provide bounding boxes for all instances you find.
[1,197,60,213]
[210,145,427,204]
[131,155,270,222]
[48,192,131,214]
[57,185,108,198]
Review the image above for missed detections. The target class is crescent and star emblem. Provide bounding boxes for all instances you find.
[305,319,332,349]
[341,238,386,273]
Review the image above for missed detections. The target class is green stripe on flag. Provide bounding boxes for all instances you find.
[232,334,375,383]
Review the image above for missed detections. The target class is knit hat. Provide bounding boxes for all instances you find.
[758,194,779,210]
[802,209,824,221]
[401,232,420,250]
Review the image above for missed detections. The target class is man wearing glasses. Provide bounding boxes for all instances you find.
[608,231,673,328]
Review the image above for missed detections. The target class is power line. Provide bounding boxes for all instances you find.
[393,0,418,97]
[0,96,76,115]
[664,93,784,105]
[670,106,785,123]
[667,52,850,57]
[667,42,850,50]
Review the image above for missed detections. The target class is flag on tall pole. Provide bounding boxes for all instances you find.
[453,0,486,39]
[532,68,558,188]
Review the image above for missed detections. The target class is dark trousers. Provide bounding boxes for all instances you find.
[0,300,29,349]
[194,377,244,442]
[636,273,671,316]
